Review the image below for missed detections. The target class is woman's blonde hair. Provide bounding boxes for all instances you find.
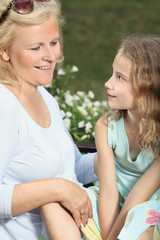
[0,0,64,85]
[109,35,160,156]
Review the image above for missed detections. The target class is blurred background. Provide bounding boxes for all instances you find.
[59,0,160,100]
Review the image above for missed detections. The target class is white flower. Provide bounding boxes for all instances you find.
[88,91,95,99]
[81,134,88,140]
[71,65,79,72]
[77,91,85,97]
[85,102,92,108]
[45,82,52,88]
[61,104,66,108]
[86,116,91,120]
[83,97,90,104]
[94,101,101,107]
[65,93,74,106]
[63,118,71,129]
[77,106,87,115]
[73,94,80,101]
[102,101,107,106]
[92,131,95,138]
[78,120,85,128]
[57,68,65,75]
[66,111,72,118]
[56,88,60,94]
[93,112,98,117]
[82,103,87,108]
[85,122,92,133]
[60,110,65,119]
[55,96,59,101]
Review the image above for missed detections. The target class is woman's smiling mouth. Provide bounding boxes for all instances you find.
[35,65,51,70]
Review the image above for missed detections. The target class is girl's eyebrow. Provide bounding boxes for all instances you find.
[116,71,128,79]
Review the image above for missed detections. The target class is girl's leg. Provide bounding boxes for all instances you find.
[138,226,154,240]
[41,202,81,240]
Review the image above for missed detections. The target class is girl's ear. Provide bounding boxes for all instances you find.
[0,49,9,61]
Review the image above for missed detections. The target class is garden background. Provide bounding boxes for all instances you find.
[47,0,160,143]
[60,0,160,99]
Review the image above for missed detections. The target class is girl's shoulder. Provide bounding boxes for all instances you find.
[95,114,108,132]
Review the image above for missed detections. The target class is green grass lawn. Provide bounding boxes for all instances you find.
[59,0,160,100]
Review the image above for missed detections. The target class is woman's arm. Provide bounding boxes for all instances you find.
[95,116,120,239]
[69,138,98,185]
[107,157,160,240]
[12,178,92,229]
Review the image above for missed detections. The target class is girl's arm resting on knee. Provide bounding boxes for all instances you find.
[11,178,92,229]
[41,203,82,240]
[107,157,160,240]
[95,116,120,240]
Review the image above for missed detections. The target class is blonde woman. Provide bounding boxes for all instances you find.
[0,1,99,239]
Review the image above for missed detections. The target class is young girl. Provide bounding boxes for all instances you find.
[95,35,160,240]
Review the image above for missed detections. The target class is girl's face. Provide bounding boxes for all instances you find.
[4,16,61,88]
[105,51,136,111]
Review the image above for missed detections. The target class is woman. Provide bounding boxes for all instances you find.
[0,0,98,239]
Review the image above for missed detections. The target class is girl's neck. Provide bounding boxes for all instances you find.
[125,109,139,127]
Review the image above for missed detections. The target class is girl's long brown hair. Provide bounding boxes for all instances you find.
[109,35,160,156]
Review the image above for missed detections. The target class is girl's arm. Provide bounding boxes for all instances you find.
[107,157,160,240]
[95,116,120,239]
[41,203,81,240]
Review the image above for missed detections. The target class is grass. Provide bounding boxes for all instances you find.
[59,0,160,100]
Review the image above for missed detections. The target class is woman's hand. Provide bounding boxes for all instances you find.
[12,178,92,229]
[58,179,93,229]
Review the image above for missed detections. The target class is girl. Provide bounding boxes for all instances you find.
[95,35,160,240]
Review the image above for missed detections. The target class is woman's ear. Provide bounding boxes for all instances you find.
[0,49,9,61]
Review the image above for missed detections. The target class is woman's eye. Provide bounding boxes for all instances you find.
[51,41,58,46]
[31,46,40,51]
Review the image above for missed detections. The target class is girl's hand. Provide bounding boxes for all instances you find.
[58,179,93,229]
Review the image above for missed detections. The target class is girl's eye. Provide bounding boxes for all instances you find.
[118,75,124,81]
[31,46,40,51]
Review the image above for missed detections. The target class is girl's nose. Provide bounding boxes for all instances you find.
[105,76,114,90]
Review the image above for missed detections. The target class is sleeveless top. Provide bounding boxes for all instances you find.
[107,114,156,196]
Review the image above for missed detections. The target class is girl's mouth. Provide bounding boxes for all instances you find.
[108,94,116,98]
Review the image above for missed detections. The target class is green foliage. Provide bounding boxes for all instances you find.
[60,0,160,99]
[46,65,107,142]
[40,235,45,240]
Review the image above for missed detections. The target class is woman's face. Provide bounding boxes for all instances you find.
[6,16,61,87]
[105,51,136,111]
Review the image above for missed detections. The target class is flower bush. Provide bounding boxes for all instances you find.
[46,65,107,143]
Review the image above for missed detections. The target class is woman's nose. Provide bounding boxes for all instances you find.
[42,48,60,62]
[105,76,114,90]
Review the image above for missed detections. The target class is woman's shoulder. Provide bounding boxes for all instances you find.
[38,86,59,106]
[0,84,20,111]
[0,84,21,131]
